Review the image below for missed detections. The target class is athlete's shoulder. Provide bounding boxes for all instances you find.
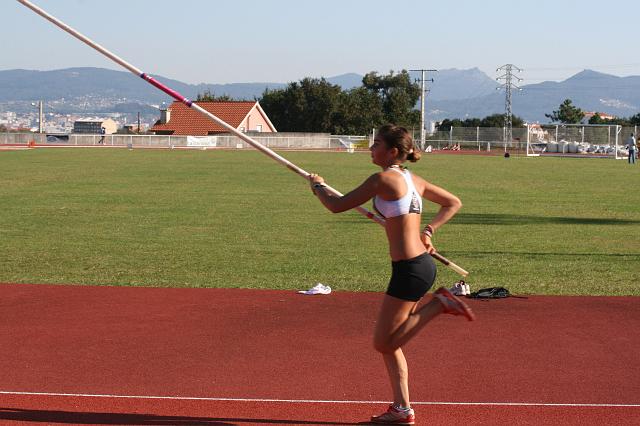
[375,170,403,185]
[410,172,429,191]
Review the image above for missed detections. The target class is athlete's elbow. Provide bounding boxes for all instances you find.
[321,200,341,213]
[450,197,462,211]
[329,204,347,214]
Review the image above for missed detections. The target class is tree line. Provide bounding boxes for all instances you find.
[197,83,640,134]
[435,99,640,130]
[258,71,420,134]
[436,115,525,131]
[544,99,640,125]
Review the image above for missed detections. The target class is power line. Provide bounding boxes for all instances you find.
[409,68,437,149]
[496,64,522,147]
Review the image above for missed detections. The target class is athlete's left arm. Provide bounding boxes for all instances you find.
[413,174,462,230]
[310,173,380,213]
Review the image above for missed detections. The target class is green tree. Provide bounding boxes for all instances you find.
[545,99,584,124]
[436,118,463,131]
[462,118,482,127]
[195,89,234,102]
[628,113,640,125]
[260,70,421,133]
[588,113,606,125]
[588,113,630,126]
[437,114,524,130]
[480,114,505,127]
[260,78,342,132]
[480,114,524,127]
[332,87,384,134]
[362,70,421,128]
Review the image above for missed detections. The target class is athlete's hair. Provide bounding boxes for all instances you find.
[377,124,421,162]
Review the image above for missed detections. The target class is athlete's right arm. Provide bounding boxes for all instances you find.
[310,173,381,213]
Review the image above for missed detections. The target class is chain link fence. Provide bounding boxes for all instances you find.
[0,132,369,151]
[5,125,637,157]
[414,127,528,152]
[411,124,639,157]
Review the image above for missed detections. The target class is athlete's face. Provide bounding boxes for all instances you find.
[370,137,397,168]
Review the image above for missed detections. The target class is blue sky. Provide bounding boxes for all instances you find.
[3,0,640,85]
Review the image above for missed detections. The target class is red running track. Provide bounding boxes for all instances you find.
[0,283,639,425]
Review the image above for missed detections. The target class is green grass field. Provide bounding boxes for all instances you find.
[1,148,638,295]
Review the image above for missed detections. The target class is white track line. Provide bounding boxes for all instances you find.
[0,391,638,408]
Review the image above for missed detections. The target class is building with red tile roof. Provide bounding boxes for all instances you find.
[150,101,276,136]
[583,111,616,122]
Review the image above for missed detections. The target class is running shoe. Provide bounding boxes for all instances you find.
[449,280,466,296]
[371,405,415,424]
[434,287,476,321]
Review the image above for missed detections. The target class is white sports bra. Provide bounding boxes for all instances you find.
[373,167,422,219]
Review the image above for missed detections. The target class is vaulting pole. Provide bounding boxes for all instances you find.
[17,0,468,277]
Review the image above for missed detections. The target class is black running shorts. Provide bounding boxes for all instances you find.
[386,252,437,302]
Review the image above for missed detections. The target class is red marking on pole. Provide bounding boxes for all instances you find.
[141,73,192,107]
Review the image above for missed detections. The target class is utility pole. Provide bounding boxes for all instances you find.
[31,100,44,133]
[496,64,522,150]
[410,69,437,150]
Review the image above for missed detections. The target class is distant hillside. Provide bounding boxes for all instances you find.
[412,68,499,101]
[2,67,639,123]
[427,70,640,123]
[0,67,500,106]
[0,67,276,104]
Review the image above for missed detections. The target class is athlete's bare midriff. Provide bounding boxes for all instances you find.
[384,213,427,262]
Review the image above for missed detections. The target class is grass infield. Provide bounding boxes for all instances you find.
[1,148,638,295]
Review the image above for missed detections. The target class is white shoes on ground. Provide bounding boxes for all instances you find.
[450,280,471,296]
[297,283,332,295]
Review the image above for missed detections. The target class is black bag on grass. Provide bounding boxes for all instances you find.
[468,287,511,299]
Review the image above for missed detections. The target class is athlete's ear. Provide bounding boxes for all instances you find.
[389,146,399,158]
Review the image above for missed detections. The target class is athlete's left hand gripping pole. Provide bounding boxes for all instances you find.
[17,0,468,277]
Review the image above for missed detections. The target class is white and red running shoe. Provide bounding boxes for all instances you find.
[434,287,476,321]
[371,405,415,424]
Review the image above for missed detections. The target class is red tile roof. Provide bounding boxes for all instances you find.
[151,101,260,136]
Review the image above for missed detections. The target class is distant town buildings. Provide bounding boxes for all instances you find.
[73,118,117,134]
[122,123,149,133]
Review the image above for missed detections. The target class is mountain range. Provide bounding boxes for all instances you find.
[1,67,639,123]
[428,69,640,123]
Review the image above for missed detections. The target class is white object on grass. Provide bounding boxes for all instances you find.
[298,283,332,295]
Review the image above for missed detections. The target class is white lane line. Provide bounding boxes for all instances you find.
[1,391,639,408]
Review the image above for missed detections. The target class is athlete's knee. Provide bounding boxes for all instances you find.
[373,336,399,354]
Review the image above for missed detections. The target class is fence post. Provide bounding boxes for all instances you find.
[477,126,480,151]
[449,127,453,147]
[503,127,506,152]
